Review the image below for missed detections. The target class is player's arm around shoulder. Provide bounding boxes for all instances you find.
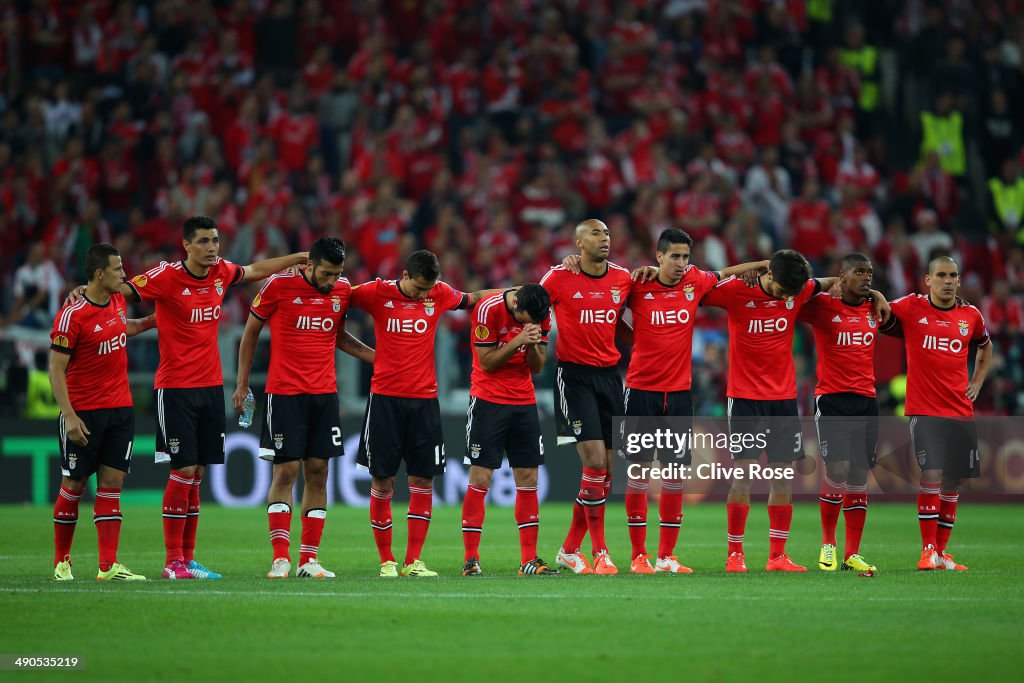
[336,322,375,364]
[126,314,156,336]
[239,252,310,283]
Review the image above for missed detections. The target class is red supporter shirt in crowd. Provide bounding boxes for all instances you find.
[540,263,633,368]
[626,266,720,392]
[702,277,819,400]
[887,294,990,418]
[470,291,550,405]
[128,258,245,389]
[50,293,133,412]
[250,271,352,396]
[798,293,878,397]
[351,278,468,399]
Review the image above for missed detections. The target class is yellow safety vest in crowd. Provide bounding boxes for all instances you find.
[840,46,879,111]
[807,0,832,22]
[920,111,965,177]
[25,369,61,419]
[988,176,1024,240]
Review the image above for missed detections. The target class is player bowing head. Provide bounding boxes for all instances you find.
[510,284,551,324]
[764,249,813,298]
[400,250,442,300]
[307,237,347,294]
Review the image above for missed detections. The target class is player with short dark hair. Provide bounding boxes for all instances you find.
[703,249,888,572]
[50,243,155,581]
[616,230,767,574]
[354,250,498,577]
[461,284,558,577]
[880,256,992,571]
[541,219,634,575]
[124,216,309,579]
[233,237,374,579]
[798,253,881,574]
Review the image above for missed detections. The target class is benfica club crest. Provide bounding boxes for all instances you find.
[214,279,224,296]
[119,310,127,324]
[958,320,969,337]
[785,297,795,310]
[331,296,341,313]
[867,314,876,328]
[683,284,695,301]
[610,288,621,304]
[423,298,435,316]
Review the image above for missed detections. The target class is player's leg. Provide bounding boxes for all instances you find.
[93,409,143,581]
[266,459,298,577]
[815,396,846,569]
[591,370,625,574]
[936,420,978,571]
[53,413,87,579]
[401,398,445,577]
[294,394,344,579]
[157,388,199,579]
[461,397,505,575]
[655,391,693,573]
[725,398,764,572]
[358,393,404,576]
[910,416,943,569]
[181,387,228,579]
[461,465,493,575]
[764,404,807,572]
[841,403,878,573]
[553,364,595,571]
[623,391,656,571]
[506,406,556,575]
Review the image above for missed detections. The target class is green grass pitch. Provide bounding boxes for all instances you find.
[1,502,1022,682]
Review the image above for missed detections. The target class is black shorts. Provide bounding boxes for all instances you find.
[814,393,879,469]
[554,362,623,448]
[727,397,804,462]
[357,393,445,479]
[908,416,981,480]
[59,407,135,479]
[621,388,693,464]
[464,397,544,469]
[155,386,226,468]
[259,393,344,464]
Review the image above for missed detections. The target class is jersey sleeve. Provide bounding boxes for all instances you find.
[220,258,245,288]
[472,300,500,347]
[249,278,278,321]
[438,281,468,311]
[697,268,720,298]
[539,314,552,343]
[797,278,820,304]
[349,279,378,312]
[49,305,79,355]
[127,261,173,301]
[880,295,912,335]
[797,292,827,326]
[701,276,737,309]
[539,268,561,305]
[971,307,991,347]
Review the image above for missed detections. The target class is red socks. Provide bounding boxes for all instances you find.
[267,502,292,560]
[658,479,683,559]
[819,475,844,545]
[406,484,433,565]
[625,478,648,558]
[917,480,940,549]
[369,487,395,563]
[562,495,587,553]
[843,485,868,558]
[53,485,81,566]
[937,492,958,553]
[182,475,202,563]
[93,487,122,571]
[579,467,608,555]
[300,509,326,565]
[461,485,487,561]
[515,486,539,564]
[768,504,793,559]
[727,502,749,555]
[162,472,193,564]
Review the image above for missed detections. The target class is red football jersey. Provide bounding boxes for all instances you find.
[351,278,467,399]
[702,277,819,400]
[250,271,352,395]
[128,258,245,389]
[539,263,633,368]
[888,294,990,418]
[626,266,720,392]
[470,291,550,405]
[798,293,878,397]
[50,293,133,411]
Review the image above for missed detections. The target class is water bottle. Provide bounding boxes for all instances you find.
[238,390,255,428]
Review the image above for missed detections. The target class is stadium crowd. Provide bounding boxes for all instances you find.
[0,0,1022,415]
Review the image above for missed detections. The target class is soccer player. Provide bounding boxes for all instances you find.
[50,243,155,581]
[355,250,497,578]
[232,237,374,579]
[616,229,768,574]
[126,216,309,579]
[540,218,634,575]
[702,249,887,572]
[461,284,558,577]
[798,253,881,574]
[880,256,992,570]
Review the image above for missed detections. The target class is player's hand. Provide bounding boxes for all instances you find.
[231,385,249,414]
[966,380,983,402]
[562,254,582,274]
[64,285,86,306]
[631,265,658,282]
[515,324,543,346]
[871,294,891,325]
[64,414,90,446]
[828,281,842,297]
[739,269,763,287]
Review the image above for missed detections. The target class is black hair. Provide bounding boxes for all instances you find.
[183,215,217,242]
[656,228,694,254]
[769,249,812,296]
[310,236,346,266]
[515,284,551,323]
[840,252,871,271]
[84,243,120,281]
[405,249,441,281]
